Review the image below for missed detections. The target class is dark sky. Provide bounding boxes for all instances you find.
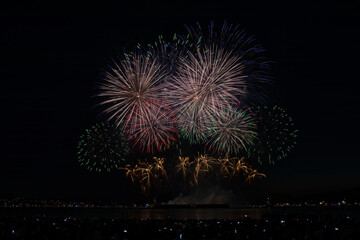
[1,1,359,203]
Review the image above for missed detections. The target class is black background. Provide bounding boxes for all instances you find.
[1,1,359,203]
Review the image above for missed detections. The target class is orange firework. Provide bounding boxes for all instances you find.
[176,156,193,182]
[232,157,251,177]
[215,155,236,178]
[136,161,154,190]
[119,152,266,199]
[193,153,216,186]
[152,157,168,180]
[119,157,170,195]
[119,164,138,183]
[245,169,266,184]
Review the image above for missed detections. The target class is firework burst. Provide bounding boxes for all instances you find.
[77,123,129,172]
[247,105,298,164]
[185,22,271,104]
[97,54,168,131]
[205,107,257,155]
[144,33,189,74]
[127,99,178,153]
[176,108,208,144]
[167,45,246,142]
[164,22,270,142]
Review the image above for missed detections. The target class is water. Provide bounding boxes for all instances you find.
[0,208,267,219]
[1,207,359,220]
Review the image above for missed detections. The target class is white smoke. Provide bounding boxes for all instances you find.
[167,185,247,206]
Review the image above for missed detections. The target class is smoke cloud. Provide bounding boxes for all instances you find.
[167,185,248,207]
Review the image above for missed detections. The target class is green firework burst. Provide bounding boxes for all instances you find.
[248,105,298,164]
[205,107,258,156]
[77,122,129,172]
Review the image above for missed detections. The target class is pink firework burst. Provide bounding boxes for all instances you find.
[97,54,168,131]
[167,45,247,142]
[163,22,270,142]
[127,99,178,153]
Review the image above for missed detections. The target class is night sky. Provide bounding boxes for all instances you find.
[1,2,359,203]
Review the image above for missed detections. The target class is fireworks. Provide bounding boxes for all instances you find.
[205,107,257,155]
[119,157,168,194]
[152,157,168,180]
[231,157,251,177]
[97,53,167,132]
[193,153,217,186]
[136,161,154,190]
[95,22,273,155]
[176,156,193,182]
[89,22,298,200]
[245,169,266,184]
[247,105,298,164]
[77,123,129,172]
[119,152,266,201]
[121,153,266,202]
[97,53,180,153]
[127,100,178,153]
[213,155,266,181]
[119,164,138,183]
[144,33,189,74]
[167,45,244,142]
[168,45,247,112]
[182,22,271,105]
[163,22,270,144]
[215,155,237,178]
[176,110,208,144]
